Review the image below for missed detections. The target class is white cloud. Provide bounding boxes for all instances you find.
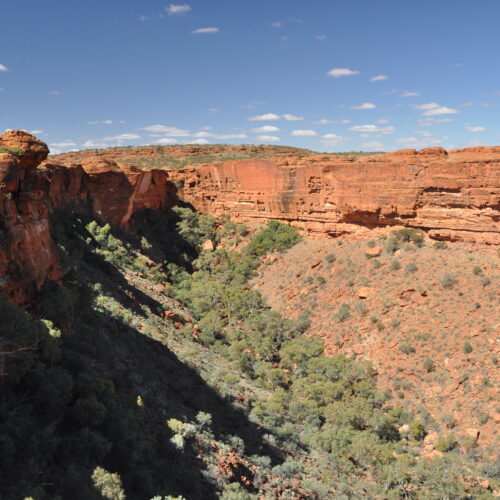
[82,140,108,149]
[376,118,390,124]
[192,27,219,34]
[248,113,281,121]
[251,125,280,133]
[87,120,114,125]
[102,133,141,141]
[48,90,60,95]
[141,124,191,136]
[315,34,327,40]
[460,102,474,107]
[271,22,283,27]
[186,138,210,145]
[349,124,395,135]
[194,132,247,140]
[395,136,444,148]
[417,117,454,127]
[465,125,486,132]
[256,135,280,142]
[370,75,387,82]
[320,134,346,146]
[327,68,360,78]
[209,107,219,113]
[30,130,44,135]
[50,141,77,148]
[282,113,303,121]
[0,64,8,72]
[241,100,266,109]
[157,138,178,144]
[313,118,350,125]
[413,102,459,116]
[166,4,191,15]
[351,102,376,110]
[138,15,150,21]
[291,129,317,137]
[361,141,384,150]
[400,91,420,97]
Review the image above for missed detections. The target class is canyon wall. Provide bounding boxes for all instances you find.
[1,130,499,303]
[0,131,174,304]
[168,147,500,244]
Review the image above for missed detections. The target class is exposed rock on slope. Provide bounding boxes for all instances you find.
[168,148,499,244]
[0,131,174,304]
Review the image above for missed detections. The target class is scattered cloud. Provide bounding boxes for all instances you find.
[30,130,44,135]
[48,90,60,95]
[248,113,281,121]
[0,64,8,72]
[376,118,390,124]
[166,4,192,15]
[313,119,350,125]
[157,138,178,145]
[193,132,247,140]
[417,117,454,126]
[138,15,151,22]
[315,34,327,40]
[400,91,420,97]
[413,102,459,116]
[241,100,266,109]
[395,136,444,148]
[192,27,219,34]
[465,125,486,132]
[102,133,141,141]
[282,114,303,121]
[351,102,376,110]
[50,141,76,148]
[370,75,387,82]
[256,135,280,142]
[349,124,395,135]
[141,124,191,136]
[82,140,108,149]
[291,129,317,137]
[361,141,384,150]
[460,102,474,107]
[251,125,280,133]
[271,22,283,28]
[209,107,219,113]
[87,120,113,125]
[186,138,209,145]
[320,133,346,146]
[327,68,360,78]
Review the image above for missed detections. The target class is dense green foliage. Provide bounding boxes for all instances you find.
[0,209,495,499]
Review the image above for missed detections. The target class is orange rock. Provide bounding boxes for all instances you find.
[358,286,375,299]
[364,246,382,257]
[0,129,49,169]
[202,239,215,251]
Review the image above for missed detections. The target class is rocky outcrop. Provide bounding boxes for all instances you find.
[168,148,499,244]
[0,131,174,304]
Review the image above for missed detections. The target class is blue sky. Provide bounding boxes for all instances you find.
[1,0,499,153]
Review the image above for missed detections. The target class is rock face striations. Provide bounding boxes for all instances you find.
[0,131,174,304]
[0,130,499,303]
[168,148,500,244]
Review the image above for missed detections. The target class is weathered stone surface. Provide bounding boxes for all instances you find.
[0,129,49,168]
[0,131,175,304]
[167,149,500,244]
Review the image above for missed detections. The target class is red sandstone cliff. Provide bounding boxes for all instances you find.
[0,131,499,303]
[167,148,499,244]
[0,131,174,304]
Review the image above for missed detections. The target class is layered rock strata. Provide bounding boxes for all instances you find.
[0,131,174,304]
[168,147,499,244]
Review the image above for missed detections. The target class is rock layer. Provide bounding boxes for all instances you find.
[168,148,500,244]
[0,131,174,304]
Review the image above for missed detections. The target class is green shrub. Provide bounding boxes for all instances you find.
[435,434,458,453]
[246,220,301,256]
[405,263,417,273]
[433,241,448,249]
[423,358,435,373]
[440,274,458,289]
[390,260,401,271]
[462,342,473,354]
[335,304,351,322]
[411,421,427,441]
[472,266,483,276]
[398,343,415,355]
[325,253,336,263]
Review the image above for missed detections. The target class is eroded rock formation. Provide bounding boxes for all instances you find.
[168,148,499,244]
[0,131,174,304]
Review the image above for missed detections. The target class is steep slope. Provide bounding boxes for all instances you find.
[253,232,499,454]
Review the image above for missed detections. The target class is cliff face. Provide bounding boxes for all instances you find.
[0,131,174,304]
[1,130,499,303]
[168,148,500,244]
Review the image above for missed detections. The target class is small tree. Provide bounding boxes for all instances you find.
[91,466,126,500]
